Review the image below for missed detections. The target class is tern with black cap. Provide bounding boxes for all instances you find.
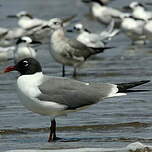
[14,36,41,63]
[123,2,152,21]
[82,0,129,28]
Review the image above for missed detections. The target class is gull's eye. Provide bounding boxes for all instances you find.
[23,60,29,67]
[54,22,59,25]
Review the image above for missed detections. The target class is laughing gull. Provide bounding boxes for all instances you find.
[67,21,119,48]
[123,2,152,21]
[82,0,128,28]
[3,58,150,142]
[14,36,40,63]
[44,18,112,77]
[120,15,146,44]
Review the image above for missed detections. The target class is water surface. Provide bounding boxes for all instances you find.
[0,0,152,151]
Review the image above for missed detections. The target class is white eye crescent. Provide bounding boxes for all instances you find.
[23,60,29,67]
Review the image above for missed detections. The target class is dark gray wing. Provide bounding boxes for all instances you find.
[66,39,105,60]
[37,76,118,110]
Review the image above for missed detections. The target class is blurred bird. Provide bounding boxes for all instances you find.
[123,2,152,21]
[14,36,41,63]
[120,15,146,44]
[67,20,119,48]
[4,27,26,40]
[82,0,128,28]
[7,11,48,30]
[0,46,15,62]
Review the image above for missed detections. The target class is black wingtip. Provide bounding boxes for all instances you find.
[104,46,116,49]
[89,46,115,54]
[117,80,150,93]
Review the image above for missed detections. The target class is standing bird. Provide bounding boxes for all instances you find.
[82,0,128,28]
[43,18,112,77]
[123,2,152,21]
[14,36,40,63]
[120,15,146,44]
[3,58,150,142]
[7,11,47,30]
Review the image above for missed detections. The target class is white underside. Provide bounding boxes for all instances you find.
[16,73,127,117]
[17,72,67,116]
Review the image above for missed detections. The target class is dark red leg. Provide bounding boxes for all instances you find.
[48,119,56,142]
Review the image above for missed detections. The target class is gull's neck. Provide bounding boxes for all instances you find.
[51,28,65,41]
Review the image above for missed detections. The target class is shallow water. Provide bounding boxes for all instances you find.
[0,0,152,151]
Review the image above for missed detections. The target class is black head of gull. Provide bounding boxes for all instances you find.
[4,58,42,75]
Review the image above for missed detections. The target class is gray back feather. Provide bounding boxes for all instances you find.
[66,39,103,60]
[37,76,117,110]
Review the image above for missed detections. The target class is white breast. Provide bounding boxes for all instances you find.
[17,73,66,116]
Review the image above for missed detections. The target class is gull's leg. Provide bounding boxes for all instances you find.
[62,64,65,77]
[48,119,57,142]
[73,67,77,77]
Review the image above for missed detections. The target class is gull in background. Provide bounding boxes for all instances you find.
[43,18,112,77]
[120,15,146,44]
[67,20,119,48]
[14,36,41,63]
[123,2,152,21]
[0,36,40,63]
[82,0,129,28]
[0,27,28,47]
[3,27,26,40]
[3,58,150,141]
[7,11,48,30]
[0,46,15,62]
